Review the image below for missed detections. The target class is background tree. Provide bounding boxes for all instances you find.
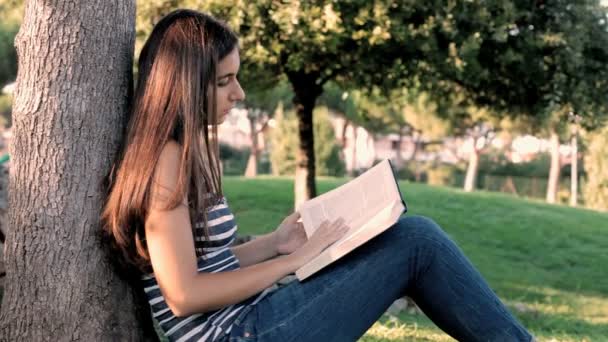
[568,112,582,206]
[317,82,361,175]
[441,101,501,193]
[0,23,18,89]
[239,76,292,178]
[352,86,451,178]
[0,1,156,340]
[270,104,345,178]
[0,0,22,88]
[529,1,608,204]
[130,1,608,209]
[0,0,24,127]
[402,94,452,182]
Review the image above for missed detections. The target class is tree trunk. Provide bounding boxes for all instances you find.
[340,118,349,173]
[244,110,258,178]
[340,118,349,149]
[546,130,561,204]
[287,72,322,208]
[0,1,155,340]
[350,125,358,177]
[394,127,404,170]
[569,128,578,207]
[410,130,421,182]
[464,138,480,192]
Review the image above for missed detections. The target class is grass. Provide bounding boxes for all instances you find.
[224,176,608,342]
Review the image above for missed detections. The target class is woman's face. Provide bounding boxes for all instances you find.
[208,48,245,124]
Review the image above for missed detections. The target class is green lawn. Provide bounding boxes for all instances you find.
[224,176,608,342]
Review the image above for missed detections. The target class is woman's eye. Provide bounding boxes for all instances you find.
[218,78,230,87]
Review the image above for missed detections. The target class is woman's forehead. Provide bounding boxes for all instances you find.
[217,48,240,75]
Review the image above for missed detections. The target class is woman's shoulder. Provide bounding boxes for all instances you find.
[159,140,181,165]
[155,141,182,182]
[150,141,186,208]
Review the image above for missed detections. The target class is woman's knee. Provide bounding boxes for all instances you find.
[392,215,450,244]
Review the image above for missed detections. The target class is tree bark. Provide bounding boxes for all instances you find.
[546,130,561,204]
[244,109,258,178]
[464,138,480,192]
[0,1,155,340]
[287,72,322,208]
[569,128,578,207]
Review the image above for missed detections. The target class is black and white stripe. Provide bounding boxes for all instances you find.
[142,198,272,342]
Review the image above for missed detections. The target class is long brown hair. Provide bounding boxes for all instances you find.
[102,9,238,273]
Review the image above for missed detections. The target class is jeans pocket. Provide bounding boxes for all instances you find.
[229,306,258,342]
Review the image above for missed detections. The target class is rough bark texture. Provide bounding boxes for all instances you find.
[288,72,322,208]
[0,1,155,340]
[546,131,561,204]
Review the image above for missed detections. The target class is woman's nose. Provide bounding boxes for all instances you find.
[231,81,245,102]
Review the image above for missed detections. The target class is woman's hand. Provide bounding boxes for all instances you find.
[285,218,350,271]
[272,212,308,255]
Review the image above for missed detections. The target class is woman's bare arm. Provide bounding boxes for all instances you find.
[230,233,279,267]
[145,142,348,317]
[146,201,295,316]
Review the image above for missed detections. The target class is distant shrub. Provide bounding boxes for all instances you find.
[219,143,250,176]
[583,126,608,211]
[395,161,463,187]
[427,164,463,187]
[479,149,551,178]
[395,163,417,182]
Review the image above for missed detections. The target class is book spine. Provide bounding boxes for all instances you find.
[387,159,408,214]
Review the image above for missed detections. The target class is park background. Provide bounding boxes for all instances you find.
[0,0,607,341]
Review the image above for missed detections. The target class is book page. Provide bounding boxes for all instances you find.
[298,159,400,239]
[295,198,406,281]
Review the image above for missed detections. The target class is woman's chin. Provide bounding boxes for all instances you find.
[209,115,228,126]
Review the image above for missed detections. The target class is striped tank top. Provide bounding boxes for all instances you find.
[142,197,274,341]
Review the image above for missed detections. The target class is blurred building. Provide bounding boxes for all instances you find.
[217,108,576,173]
[217,107,267,151]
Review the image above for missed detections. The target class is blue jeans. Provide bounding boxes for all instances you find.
[227,216,533,342]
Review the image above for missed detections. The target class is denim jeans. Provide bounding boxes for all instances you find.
[227,215,533,342]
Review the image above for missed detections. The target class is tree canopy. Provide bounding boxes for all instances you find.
[121,1,608,205]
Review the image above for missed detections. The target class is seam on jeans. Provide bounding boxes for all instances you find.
[255,262,361,339]
[256,230,444,339]
[406,232,477,285]
[423,233,505,305]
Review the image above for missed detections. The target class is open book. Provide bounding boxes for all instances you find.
[295,159,407,281]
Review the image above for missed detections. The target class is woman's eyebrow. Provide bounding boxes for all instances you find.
[217,72,235,79]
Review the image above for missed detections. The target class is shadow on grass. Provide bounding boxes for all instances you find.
[367,306,608,342]
[498,284,608,339]
[372,289,608,341]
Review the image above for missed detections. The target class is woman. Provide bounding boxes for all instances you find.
[102,9,534,342]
